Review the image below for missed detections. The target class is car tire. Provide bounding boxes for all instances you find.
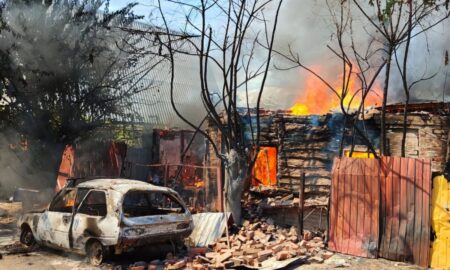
[20,225,35,247]
[86,240,107,266]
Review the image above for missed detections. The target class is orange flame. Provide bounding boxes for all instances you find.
[252,146,277,187]
[289,67,381,115]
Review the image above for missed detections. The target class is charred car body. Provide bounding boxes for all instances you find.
[18,178,193,265]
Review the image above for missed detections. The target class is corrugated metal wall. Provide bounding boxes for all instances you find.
[329,156,432,267]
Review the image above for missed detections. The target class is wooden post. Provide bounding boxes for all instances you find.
[217,167,223,212]
[298,172,305,238]
[164,163,168,187]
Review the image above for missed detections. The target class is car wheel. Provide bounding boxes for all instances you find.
[20,225,35,247]
[86,240,106,266]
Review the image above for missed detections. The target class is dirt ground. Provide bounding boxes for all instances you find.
[0,218,425,270]
[0,249,426,270]
[290,254,424,270]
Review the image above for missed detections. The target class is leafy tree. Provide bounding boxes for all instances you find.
[0,0,155,185]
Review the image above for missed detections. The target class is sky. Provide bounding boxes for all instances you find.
[108,0,154,16]
[107,0,450,109]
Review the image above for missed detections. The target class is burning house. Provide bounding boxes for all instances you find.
[204,101,450,232]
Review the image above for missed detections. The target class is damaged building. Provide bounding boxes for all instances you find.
[204,102,450,231]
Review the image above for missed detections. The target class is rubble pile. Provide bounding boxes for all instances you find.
[242,189,297,219]
[0,202,22,225]
[162,219,331,270]
[244,188,327,214]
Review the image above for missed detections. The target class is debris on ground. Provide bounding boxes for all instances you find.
[165,218,329,269]
[0,202,22,225]
[0,241,37,255]
[245,187,328,211]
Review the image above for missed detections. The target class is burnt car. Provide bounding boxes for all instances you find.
[17,178,193,265]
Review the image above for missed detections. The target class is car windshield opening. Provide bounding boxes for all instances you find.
[122,190,185,217]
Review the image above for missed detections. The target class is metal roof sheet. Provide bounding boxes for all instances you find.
[188,212,231,247]
[121,22,218,129]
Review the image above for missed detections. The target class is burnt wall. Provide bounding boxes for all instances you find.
[207,112,380,204]
[377,114,450,173]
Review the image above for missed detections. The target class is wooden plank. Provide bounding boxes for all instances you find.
[397,157,409,260]
[328,158,339,251]
[369,158,380,258]
[381,156,394,258]
[389,156,402,260]
[363,158,373,257]
[342,158,352,254]
[376,157,432,266]
[379,157,387,258]
[348,159,359,256]
[298,172,305,238]
[420,159,431,267]
[356,158,366,256]
[405,157,416,262]
[413,159,423,265]
[328,157,380,258]
[336,158,346,253]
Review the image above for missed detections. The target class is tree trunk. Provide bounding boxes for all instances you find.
[40,141,66,188]
[401,2,413,158]
[380,45,393,156]
[223,149,248,225]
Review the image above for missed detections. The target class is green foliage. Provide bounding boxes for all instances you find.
[0,0,147,146]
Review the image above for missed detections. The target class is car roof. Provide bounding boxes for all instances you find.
[76,178,173,194]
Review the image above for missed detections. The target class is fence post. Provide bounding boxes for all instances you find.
[298,172,305,238]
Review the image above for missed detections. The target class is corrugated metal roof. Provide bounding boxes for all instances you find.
[121,22,217,129]
[188,212,231,247]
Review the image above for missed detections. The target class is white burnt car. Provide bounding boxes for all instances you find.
[18,179,193,265]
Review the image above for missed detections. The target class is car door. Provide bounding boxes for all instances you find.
[37,188,76,249]
[71,190,119,250]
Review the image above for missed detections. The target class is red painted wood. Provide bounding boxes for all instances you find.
[379,157,431,267]
[405,158,416,262]
[356,159,365,255]
[349,159,359,255]
[413,159,423,264]
[342,158,351,254]
[363,159,372,257]
[328,158,339,251]
[380,156,394,258]
[369,158,380,258]
[336,158,345,253]
[420,159,431,267]
[329,157,380,258]
[330,156,431,266]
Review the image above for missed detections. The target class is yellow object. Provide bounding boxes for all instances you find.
[430,175,450,269]
[343,150,375,159]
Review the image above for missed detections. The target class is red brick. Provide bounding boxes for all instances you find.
[257,249,272,262]
[215,251,232,263]
[276,251,290,261]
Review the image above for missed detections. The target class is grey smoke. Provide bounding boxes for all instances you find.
[256,0,450,108]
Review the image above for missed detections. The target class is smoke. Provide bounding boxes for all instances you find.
[0,130,55,200]
[0,0,146,198]
[253,0,450,109]
[389,21,450,102]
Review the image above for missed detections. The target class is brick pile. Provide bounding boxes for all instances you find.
[162,219,332,270]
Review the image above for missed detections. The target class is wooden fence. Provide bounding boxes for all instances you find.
[328,156,432,267]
